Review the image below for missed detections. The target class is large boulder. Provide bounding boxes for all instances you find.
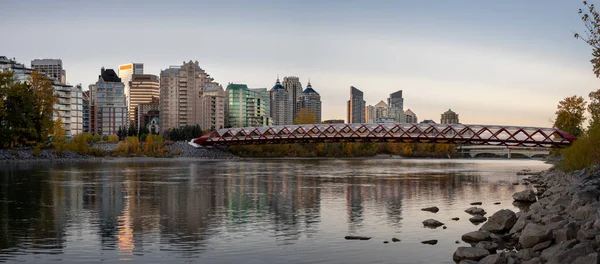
[546,242,596,264]
[476,241,499,253]
[462,230,492,243]
[452,247,490,263]
[422,219,444,227]
[519,223,552,248]
[513,190,537,203]
[481,209,517,233]
[465,207,487,215]
[555,221,579,244]
[470,215,487,224]
[540,239,578,261]
[478,252,508,264]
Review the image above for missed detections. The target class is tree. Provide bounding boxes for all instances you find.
[589,89,600,126]
[29,72,58,143]
[52,118,67,153]
[294,108,316,124]
[553,95,587,137]
[575,1,600,77]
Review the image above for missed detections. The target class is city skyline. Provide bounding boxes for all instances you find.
[2,0,599,126]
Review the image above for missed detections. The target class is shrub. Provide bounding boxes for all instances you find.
[102,135,109,141]
[71,133,91,154]
[92,134,101,142]
[560,123,600,171]
[108,134,119,143]
[33,143,42,157]
[114,141,129,156]
[143,134,168,157]
[126,136,141,155]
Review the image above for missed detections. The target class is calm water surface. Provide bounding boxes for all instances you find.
[0,159,550,264]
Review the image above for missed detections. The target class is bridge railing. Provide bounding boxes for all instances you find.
[192,123,576,148]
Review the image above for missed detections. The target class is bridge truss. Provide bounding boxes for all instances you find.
[192,123,576,148]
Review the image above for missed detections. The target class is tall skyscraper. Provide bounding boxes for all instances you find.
[82,91,90,133]
[441,109,460,124]
[159,60,218,132]
[296,81,322,124]
[92,68,127,135]
[347,86,365,123]
[31,59,66,85]
[226,84,271,128]
[118,63,143,125]
[270,78,293,126]
[365,105,375,123]
[129,74,159,128]
[282,76,303,121]
[198,84,226,130]
[388,90,405,123]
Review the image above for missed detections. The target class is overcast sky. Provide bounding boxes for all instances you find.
[1,0,598,126]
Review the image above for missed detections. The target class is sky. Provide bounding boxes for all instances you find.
[1,0,599,127]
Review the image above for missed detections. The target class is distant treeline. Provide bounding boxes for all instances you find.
[228,142,458,158]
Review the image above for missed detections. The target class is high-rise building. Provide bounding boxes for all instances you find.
[198,84,226,130]
[92,68,127,135]
[88,84,97,134]
[347,86,365,123]
[69,84,83,136]
[388,90,405,123]
[366,105,375,123]
[31,59,66,85]
[405,109,418,123]
[226,83,271,128]
[129,74,159,128]
[137,97,160,134]
[0,56,34,82]
[83,91,90,133]
[159,60,218,132]
[270,78,293,126]
[374,100,389,122]
[282,76,303,121]
[118,63,143,125]
[441,109,460,124]
[296,81,322,124]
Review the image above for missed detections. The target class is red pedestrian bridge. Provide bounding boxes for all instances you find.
[191,123,576,148]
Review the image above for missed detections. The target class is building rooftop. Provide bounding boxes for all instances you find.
[375,100,388,107]
[226,83,249,90]
[444,109,457,114]
[302,81,319,94]
[271,78,285,91]
[100,68,121,82]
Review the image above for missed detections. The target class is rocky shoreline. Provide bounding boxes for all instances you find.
[452,166,600,264]
[0,141,238,162]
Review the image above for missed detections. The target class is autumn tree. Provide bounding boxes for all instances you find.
[589,89,600,126]
[29,72,58,143]
[52,118,67,153]
[294,108,316,124]
[553,95,587,137]
[575,1,600,77]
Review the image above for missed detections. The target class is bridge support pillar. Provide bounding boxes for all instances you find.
[507,148,511,159]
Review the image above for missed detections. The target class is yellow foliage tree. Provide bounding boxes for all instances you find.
[52,118,67,153]
[294,108,316,125]
[553,95,586,137]
[589,89,600,127]
[108,134,119,143]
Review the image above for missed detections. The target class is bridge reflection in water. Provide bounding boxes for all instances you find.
[457,145,550,158]
[192,123,576,148]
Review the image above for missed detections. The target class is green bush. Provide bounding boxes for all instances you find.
[560,123,600,170]
[102,135,109,141]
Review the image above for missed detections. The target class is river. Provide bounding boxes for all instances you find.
[0,158,550,263]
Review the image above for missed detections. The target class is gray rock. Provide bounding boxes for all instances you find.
[494,202,501,205]
[546,242,596,264]
[391,237,400,242]
[577,228,598,242]
[540,239,578,261]
[476,241,499,253]
[470,215,487,224]
[572,252,599,264]
[452,247,490,262]
[421,239,437,245]
[421,206,439,213]
[510,214,530,234]
[517,248,539,261]
[481,209,517,233]
[422,219,444,227]
[462,230,492,243]
[573,203,600,221]
[541,215,564,225]
[383,241,389,244]
[465,207,487,215]
[458,260,479,264]
[513,190,537,202]
[555,222,579,244]
[471,202,483,205]
[519,223,552,248]
[479,252,508,264]
[522,257,542,264]
[452,217,460,221]
[532,240,552,252]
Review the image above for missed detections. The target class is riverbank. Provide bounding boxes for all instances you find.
[452,165,600,263]
[0,141,238,163]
